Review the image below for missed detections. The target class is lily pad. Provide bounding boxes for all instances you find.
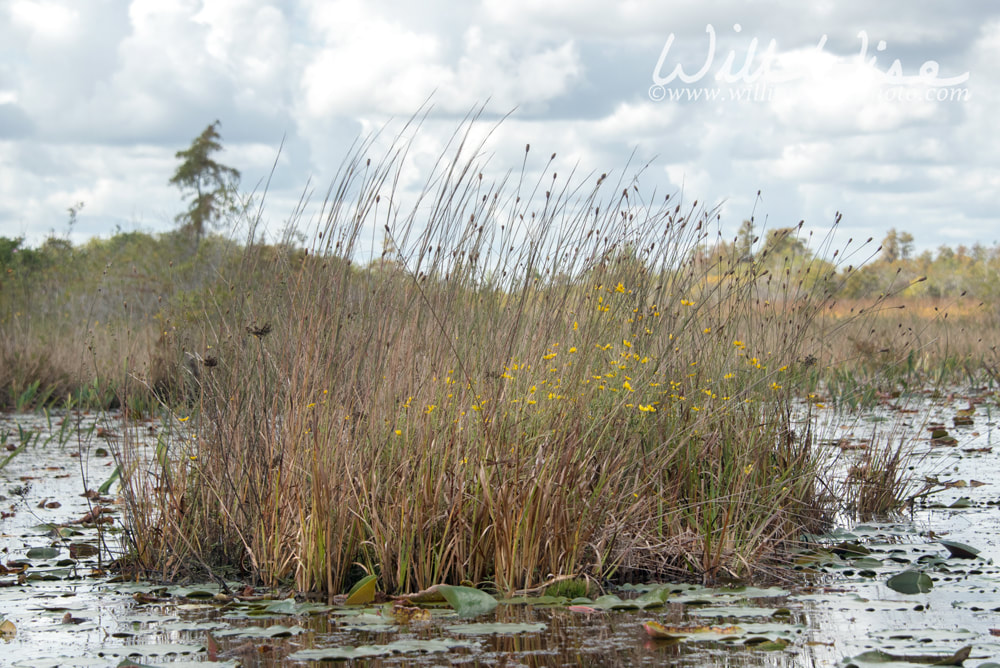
[832,541,871,558]
[435,584,498,618]
[886,570,933,594]
[502,595,568,606]
[939,540,979,559]
[587,588,672,610]
[244,598,330,617]
[688,606,779,619]
[107,643,205,658]
[444,622,546,635]
[288,638,475,661]
[643,620,743,641]
[214,624,306,638]
[25,546,60,560]
[847,644,970,665]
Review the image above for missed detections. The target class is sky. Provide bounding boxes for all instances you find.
[1,1,995,257]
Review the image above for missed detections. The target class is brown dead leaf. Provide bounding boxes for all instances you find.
[643,620,743,639]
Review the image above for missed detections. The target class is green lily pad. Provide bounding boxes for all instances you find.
[502,595,568,606]
[588,594,637,610]
[288,638,475,661]
[832,541,871,557]
[166,586,220,599]
[886,570,933,594]
[25,546,60,560]
[444,622,546,635]
[214,624,306,638]
[586,587,672,611]
[689,606,779,619]
[107,643,205,658]
[847,644,970,665]
[435,584,498,618]
[242,598,330,617]
[939,540,979,559]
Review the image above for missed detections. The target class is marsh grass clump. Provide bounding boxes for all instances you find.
[110,115,927,597]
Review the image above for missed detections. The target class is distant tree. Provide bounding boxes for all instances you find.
[761,226,808,262]
[169,120,241,247]
[734,219,756,260]
[880,228,914,262]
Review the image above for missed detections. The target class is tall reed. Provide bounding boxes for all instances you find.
[112,114,907,596]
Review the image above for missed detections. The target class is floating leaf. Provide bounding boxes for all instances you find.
[0,618,15,639]
[25,546,60,560]
[214,624,306,639]
[939,540,980,559]
[746,638,789,651]
[502,595,568,606]
[689,606,779,619]
[632,586,672,608]
[252,598,301,616]
[589,594,638,610]
[849,557,885,569]
[832,541,870,558]
[886,570,933,594]
[435,584,497,618]
[643,620,744,641]
[345,574,377,605]
[848,645,970,665]
[928,425,959,445]
[444,622,546,635]
[69,542,100,559]
[111,642,205,657]
[288,638,475,661]
[642,620,684,640]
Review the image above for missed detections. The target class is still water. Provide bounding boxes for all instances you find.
[1,394,999,667]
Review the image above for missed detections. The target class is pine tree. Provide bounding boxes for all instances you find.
[169,120,241,247]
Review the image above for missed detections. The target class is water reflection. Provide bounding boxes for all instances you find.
[3,400,1000,666]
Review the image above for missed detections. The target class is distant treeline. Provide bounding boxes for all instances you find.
[1,225,995,311]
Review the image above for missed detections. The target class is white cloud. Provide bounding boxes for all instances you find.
[0,0,995,255]
[9,0,79,41]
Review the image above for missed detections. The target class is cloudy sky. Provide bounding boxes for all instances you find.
[1,1,995,256]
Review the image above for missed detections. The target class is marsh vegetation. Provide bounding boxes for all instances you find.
[1,117,997,607]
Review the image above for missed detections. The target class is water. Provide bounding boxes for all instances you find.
[2,395,999,666]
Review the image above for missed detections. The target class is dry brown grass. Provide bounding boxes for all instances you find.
[107,116,869,598]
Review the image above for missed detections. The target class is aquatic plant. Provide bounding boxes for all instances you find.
[101,113,949,596]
